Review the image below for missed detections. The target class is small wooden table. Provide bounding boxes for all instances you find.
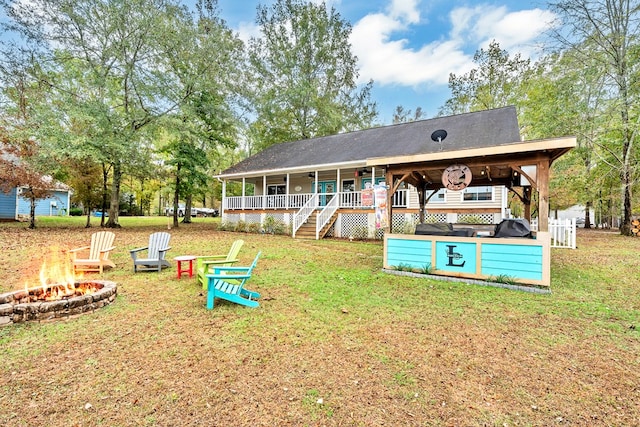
[174,255,196,279]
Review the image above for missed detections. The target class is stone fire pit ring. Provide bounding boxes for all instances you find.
[0,280,117,326]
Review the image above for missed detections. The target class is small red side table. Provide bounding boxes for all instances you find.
[174,255,196,279]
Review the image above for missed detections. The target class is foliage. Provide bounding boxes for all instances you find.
[392,106,424,124]
[263,215,287,235]
[247,0,377,151]
[440,40,532,116]
[547,0,640,235]
[0,57,56,229]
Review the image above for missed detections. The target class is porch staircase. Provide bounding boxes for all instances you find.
[294,212,338,240]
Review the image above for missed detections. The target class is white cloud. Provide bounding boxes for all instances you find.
[451,6,556,55]
[388,0,420,24]
[236,21,262,45]
[351,1,555,88]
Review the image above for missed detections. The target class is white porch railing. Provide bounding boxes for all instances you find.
[293,194,319,238]
[224,189,409,211]
[316,195,339,239]
[531,218,577,249]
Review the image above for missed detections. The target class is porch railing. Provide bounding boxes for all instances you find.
[292,194,319,238]
[316,195,339,239]
[224,189,409,211]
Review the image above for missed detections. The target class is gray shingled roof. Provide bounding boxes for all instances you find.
[221,106,521,176]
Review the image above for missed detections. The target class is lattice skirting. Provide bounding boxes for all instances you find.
[221,211,500,239]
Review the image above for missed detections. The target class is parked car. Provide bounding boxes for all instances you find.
[194,207,219,217]
[165,204,218,217]
[165,204,193,217]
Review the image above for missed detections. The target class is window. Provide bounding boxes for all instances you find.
[463,186,493,201]
[267,184,286,195]
[342,179,355,192]
[426,189,446,204]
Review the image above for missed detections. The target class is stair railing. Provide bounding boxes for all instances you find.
[316,195,339,239]
[292,194,319,238]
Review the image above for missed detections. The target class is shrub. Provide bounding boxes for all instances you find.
[69,207,83,216]
[263,215,286,235]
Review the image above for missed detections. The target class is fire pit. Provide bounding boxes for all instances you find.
[0,249,117,326]
[0,280,117,326]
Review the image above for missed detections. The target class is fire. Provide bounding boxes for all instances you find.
[23,248,93,301]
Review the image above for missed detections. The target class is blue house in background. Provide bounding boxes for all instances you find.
[0,185,71,221]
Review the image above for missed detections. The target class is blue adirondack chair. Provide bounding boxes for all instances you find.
[129,232,172,272]
[206,252,261,309]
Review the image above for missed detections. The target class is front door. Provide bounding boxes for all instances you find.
[314,180,336,206]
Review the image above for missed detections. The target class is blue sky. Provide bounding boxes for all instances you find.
[217,0,556,123]
[1,0,556,124]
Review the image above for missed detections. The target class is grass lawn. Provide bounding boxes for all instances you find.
[1,217,639,426]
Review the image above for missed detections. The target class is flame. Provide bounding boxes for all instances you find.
[23,248,93,301]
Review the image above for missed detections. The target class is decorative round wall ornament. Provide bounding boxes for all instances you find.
[294,185,302,192]
[442,164,472,191]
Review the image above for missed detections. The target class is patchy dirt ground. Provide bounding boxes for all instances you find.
[0,224,639,426]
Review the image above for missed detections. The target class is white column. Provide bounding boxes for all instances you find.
[263,175,267,209]
[241,178,245,210]
[222,180,227,218]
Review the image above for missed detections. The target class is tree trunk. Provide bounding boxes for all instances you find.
[182,195,193,224]
[173,163,181,228]
[29,196,36,229]
[620,172,633,235]
[106,161,122,228]
[584,200,592,229]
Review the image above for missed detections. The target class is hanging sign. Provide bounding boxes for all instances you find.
[374,184,388,229]
[442,164,472,191]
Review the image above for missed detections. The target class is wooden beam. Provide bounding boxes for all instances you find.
[537,159,550,232]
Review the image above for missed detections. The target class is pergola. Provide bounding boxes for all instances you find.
[369,136,577,232]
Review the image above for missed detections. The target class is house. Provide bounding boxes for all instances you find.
[0,184,71,221]
[216,106,574,241]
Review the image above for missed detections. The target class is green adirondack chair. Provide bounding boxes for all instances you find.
[206,252,261,309]
[129,232,172,273]
[197,239,244,289]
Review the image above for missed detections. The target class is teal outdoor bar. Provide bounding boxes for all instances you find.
[374,134,576,290]
[384,232,550,287]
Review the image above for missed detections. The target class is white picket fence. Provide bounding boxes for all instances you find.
[530,218,577,249]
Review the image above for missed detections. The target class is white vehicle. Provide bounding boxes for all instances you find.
[165,204,194,217]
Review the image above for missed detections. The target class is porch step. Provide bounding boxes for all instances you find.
[294,212,338,240]
[295,216,317,239]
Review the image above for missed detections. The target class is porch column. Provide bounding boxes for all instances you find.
[313,171,318,193]
[222,179,227,217]
[537,159,550,232]
[385,168,393,234]
[523,187,532,222]
[263,175,267,210]
[241,178,246,210]
[336,169,341,206]
[418,187,426,224]
[285,173,290,209]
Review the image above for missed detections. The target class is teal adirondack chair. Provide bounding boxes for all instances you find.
[197,239,244,289]
[129,232,172,272]
[206,252,261,309]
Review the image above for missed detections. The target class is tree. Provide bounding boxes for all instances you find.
[157,0,242,227]
[440,40,532,116]
[2,0,200,228]
[0,52,56,229]
[521,50,610,228]
[248,0,377,149]
[392,106,424,124]
[548,0,640,235]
